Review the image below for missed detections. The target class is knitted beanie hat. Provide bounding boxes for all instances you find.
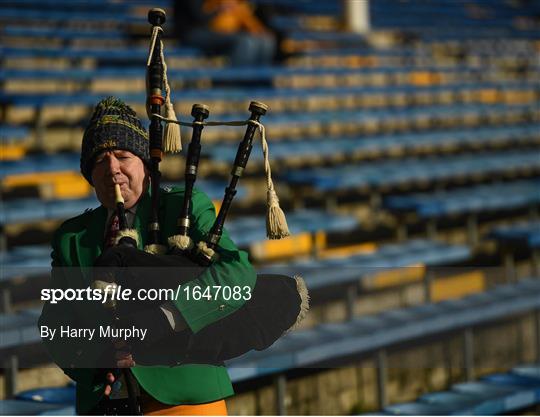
[80,97,150,184]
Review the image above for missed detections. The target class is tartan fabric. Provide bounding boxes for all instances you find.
[104,213,120,248]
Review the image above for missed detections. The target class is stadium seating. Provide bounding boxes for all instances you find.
[260,239,471,293]
[384,179,540,243]
[2,0,539,413]
[383,364,540,415]
[208,124,540,164]
[226,278,540,410]
[0,399,74,415]
[384,180,540,219]
[490,221,540,281]
[282,151,540,197]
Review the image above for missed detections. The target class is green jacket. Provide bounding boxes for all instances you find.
[38,186,257,413]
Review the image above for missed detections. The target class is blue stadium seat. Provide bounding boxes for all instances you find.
[0,399,74,415]
[0,311,41,349]
[3,26,125,40]
[451,381,538,414]
[512,364,540,380]
[16,385,76,405]
[383,179,540,218]
[0,154,79,178]
[0,125,30,142]
[385,401,462,415]
[0,8,147,23]
[490,221,540,248]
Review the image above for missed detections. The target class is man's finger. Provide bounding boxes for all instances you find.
[106,372,115,384]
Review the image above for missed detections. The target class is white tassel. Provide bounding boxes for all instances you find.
[196,241,220,262]
[91,280,118,309]
[114,229,140,247]
[144,243,167,255]
[285,275,310,333]
[266,189,290,239]
[255,120,290,239]
[168,234,194,251]
[163,98,181,153]
[161,38,181,153]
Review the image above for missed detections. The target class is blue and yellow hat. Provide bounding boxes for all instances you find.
[81,97,149,184]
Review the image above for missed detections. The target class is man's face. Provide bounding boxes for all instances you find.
[91,150,149,210]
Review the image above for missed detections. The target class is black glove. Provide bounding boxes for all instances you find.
[116,306,174,348]
[93,246,206,292]
[119,306,194,366]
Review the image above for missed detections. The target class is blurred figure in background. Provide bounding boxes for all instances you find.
[173,0,277,66]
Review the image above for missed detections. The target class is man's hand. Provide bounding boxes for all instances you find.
[114,340,135,368]
[103,371,116,397]
[98,341,135,397]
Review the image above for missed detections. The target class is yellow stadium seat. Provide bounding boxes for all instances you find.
[250,232,314,261]
[366,262,426,289]
[2,171,91,199]
[0,144,26,161]
[319,242,377,259]
[53,176,92,199]
[430,271,485,302]
[479,89,499,104]
[410,71,434,86]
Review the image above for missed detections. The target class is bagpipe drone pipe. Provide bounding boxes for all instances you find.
[91,8,309,367]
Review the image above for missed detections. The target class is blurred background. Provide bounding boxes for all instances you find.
[1,0,540,415]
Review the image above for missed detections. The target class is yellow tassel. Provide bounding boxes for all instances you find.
[144,243,167,255]
[168,234,193,251]
[266,189,290,239]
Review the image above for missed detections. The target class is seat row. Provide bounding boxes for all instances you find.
[3,80,537,127]
[283,150,540,196]
[4,64,538,95]
[380,364,540,415]
[0,207,359,283]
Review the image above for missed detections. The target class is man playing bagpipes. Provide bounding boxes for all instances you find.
[38,9,308,416]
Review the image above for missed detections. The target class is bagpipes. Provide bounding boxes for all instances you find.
[92,8,309,367]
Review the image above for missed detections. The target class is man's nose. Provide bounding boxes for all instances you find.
[105,154,121,174]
